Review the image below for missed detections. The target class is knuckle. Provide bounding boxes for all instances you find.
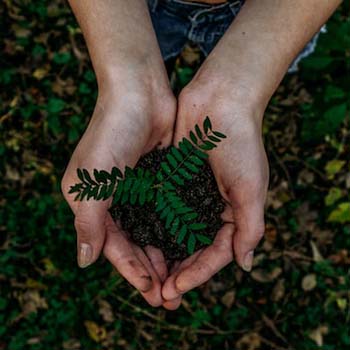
[74,216,93,238]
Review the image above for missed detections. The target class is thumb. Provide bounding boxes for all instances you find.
[74,202,107,268]
[231,199,265,272]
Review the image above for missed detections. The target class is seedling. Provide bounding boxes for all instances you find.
[69,117,226,255]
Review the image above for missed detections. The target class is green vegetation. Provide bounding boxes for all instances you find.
[70,116,225,254]
[0,1,349,350]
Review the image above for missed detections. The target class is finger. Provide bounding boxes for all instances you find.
[174,224,234,294]
[133,246,164,307]
[103,215,153,293]
[144,245,168,282]
[162,250,203,301]
[231,200,265,272]
[74,201,108,268]
[163,296,182,310]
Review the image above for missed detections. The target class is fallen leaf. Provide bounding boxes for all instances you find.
[327,202,350,223]
[324,187,343,206]
[325,160,345,179]
[302,274,317,291]
[221,291,235,309]
[251,267,282,283]
[309,325,328,347]
[98,299,114,323]
[84,321,107,343]
[271,279,285,302]
[236,332,261,350]
[310,240,324,262]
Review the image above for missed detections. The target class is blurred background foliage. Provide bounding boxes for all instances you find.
[0,1,349,349]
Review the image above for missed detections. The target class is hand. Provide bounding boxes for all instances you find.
[161,76,269,309]
[61,79,176,307]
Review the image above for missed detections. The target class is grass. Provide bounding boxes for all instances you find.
[0,1,349,349]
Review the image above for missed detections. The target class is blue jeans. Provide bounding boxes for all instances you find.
[147,0,326,73]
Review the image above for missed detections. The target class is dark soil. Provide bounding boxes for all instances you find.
[110,148,225,260]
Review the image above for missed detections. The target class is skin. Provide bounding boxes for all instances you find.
[62,0,341,309]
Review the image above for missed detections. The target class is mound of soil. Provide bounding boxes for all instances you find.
[110,148,225,260]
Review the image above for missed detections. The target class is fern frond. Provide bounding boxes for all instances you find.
[69,166,122,201]
[155,116,226,190]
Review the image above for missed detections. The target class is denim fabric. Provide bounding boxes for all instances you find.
[147,0,326,73]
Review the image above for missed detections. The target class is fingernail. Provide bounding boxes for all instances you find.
[242,250,254,272]
[78,243,93,268]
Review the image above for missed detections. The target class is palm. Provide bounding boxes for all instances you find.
[162,97,269,308]
[62,95,176,306]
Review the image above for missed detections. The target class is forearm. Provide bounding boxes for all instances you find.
[196,0,341,109]
[68,0,167,91]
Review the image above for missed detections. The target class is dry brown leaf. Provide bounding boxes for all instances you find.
[221,291,235,309]
[18,290,48,315]
[251,267,282,283]
[310,240,324,262]
[302,274,317,291]
[236,332,261,350]
[98,299,114,323]
[309,325,328,347]
[62,339,81,350]
[84,320,107,343]
[271,278,285,302]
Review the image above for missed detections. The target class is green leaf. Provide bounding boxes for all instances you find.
[137,168,144,178]
[325,159,346,179]
[93,169,105,183]
[130,191,137,205]
[203,116,212,133]
[190,131,198,145]
[178,168,192,180]
[184,161,199,173]
[163,182,176,191]
[161,162,171,175]
[208,135,221,143]
[121,191,129,204]
[165,211,175,229]
[177,225,188,244]
[160,206,171,219]
[171,175,185,186]
[130,178,140,194]
[176,206,193,214]
[166,154,178,168]
[124,177,133,192]
[87,186,98,200]
[189,155,204,166]
[196,234,212,245]
[155,194,166,212]
[139,190,146,206]
[99,170,111,181]
[194,149,209,159]
[195,124,203,139]
[189,223,207,230]
[80,186,90,201]
[183,138,194,152]
[156,171,164,182]
[187,233,196,255]
[171,147,184,162]
[170,218,180,235]
[212,131,227,139]
[69,183,82,194]
[97,184,107,200]
[113,182,123,204]
[111,167,123,179]
[199,141,216,151]
[182,212,198,221]
[327,202,350,223]
[146,190,154,202]
[325,187,343,206]
[77,168,84,182]
[104,181,116,199]
[124,166,134,178]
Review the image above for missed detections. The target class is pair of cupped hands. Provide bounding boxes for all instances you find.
[61,62,269,310]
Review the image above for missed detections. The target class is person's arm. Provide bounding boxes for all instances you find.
[62,1,175,307]
[162,0,342,309]
[67,0,169,93]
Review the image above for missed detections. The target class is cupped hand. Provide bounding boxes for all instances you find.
[162,79,269,309]
[61,82,176,307]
